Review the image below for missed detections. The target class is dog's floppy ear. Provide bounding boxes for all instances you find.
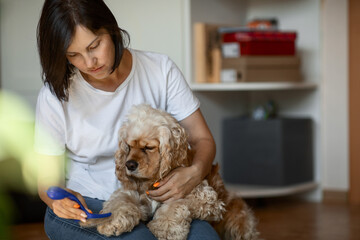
[115,125,130,183]
[158,123,189,179]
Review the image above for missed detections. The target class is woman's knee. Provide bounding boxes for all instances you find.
[44,207,94,240]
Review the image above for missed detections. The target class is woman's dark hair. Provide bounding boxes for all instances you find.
[37,0,130,101]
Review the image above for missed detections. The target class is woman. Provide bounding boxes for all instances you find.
[35,0,218,239]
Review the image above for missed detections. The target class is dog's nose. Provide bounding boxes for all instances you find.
[125,160,138,171]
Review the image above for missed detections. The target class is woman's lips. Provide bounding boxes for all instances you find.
[90,66,104,73]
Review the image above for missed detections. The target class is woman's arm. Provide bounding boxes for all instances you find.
[147,109,216,202]
[180,108,216,180]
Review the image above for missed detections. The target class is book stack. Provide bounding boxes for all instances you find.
[194,22,302,83]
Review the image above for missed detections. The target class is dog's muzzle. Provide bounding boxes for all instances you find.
[125,160,138,171]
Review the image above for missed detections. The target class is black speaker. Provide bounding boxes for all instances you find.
[222,117,313,186]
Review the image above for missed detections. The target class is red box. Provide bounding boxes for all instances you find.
[222,31,297,56]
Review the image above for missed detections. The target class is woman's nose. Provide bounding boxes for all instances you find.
[84,54,96,68]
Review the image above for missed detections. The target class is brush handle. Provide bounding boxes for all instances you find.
[47,186,83,207]
[47,187,88,221]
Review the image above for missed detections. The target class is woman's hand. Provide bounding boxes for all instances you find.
[148,109,216,203]
[50,188,92,223]
[147,165,202,203]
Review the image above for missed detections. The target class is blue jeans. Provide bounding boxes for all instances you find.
[44,197,220,240]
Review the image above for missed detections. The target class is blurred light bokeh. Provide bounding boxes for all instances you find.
[0,90,63,238]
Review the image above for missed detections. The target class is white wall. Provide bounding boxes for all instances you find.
[105,0,186,77]
[0,0,44,109]
[321,0,349,190]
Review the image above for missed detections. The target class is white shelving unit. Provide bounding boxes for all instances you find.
[227,182,319,199]
[190,82,317,91]
[185,0,322,200]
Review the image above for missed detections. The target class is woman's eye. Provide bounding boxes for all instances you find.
[67,53,77,58]
[89,42,100,50]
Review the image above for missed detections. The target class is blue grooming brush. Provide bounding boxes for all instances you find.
[47,186,111,219]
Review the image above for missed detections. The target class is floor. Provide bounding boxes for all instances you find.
[9,199,360,240]
[252,199,360,240]
[11,222,47,240]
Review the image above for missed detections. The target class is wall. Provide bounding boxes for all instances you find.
[105,0,186,77]
[0,0,44,109]
[322,0,349,191]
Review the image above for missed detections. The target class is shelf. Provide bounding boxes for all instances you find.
[190,82,317,91]
[225,182,318,199]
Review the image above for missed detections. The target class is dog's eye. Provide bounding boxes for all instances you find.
[141,146,155,153]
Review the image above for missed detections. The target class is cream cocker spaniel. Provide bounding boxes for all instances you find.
[82,104,259,240]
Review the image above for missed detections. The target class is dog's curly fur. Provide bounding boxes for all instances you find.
[81,104,259,240]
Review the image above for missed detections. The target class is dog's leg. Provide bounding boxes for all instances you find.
[213,197,260,240]
[188,180,226,222]
[147,200,192,240]
[91,190,145,237]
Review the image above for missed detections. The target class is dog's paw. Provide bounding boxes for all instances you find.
[147,204,191,240]
[97,222,121,237]
[97,215,138,237]
[79,216,112,228]
[147,218,189,240]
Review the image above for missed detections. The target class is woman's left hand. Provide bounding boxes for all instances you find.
[147,165,201,203]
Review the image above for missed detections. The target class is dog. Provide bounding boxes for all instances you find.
[81,104,259,240]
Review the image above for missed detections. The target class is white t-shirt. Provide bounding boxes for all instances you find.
[34,49,200,200]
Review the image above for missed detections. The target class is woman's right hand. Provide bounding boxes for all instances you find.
[50,188,91,223]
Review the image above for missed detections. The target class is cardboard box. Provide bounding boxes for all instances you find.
[222,56,301,82]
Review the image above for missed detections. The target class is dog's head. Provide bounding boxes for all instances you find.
[115,104,190,188]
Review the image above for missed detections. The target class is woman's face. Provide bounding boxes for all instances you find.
[66,25,115,81]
